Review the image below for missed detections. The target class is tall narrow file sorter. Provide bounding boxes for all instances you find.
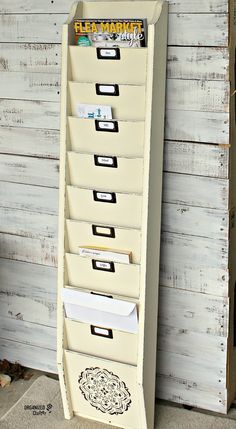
[57,2,168,429]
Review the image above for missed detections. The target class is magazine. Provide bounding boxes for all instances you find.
[74,19,147,48]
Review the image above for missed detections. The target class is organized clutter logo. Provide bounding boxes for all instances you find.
[24,403,53,416]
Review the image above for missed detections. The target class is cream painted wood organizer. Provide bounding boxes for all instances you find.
[57,2,168,428]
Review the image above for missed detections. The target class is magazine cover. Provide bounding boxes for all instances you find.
[74,19,147,48]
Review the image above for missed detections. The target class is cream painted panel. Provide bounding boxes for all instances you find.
[67,152,143,193]
[64,351,140,429]
[66,219,141,264]
[68,116,145,157]
[67,186,142,228]
[69,46,147,85]
[69,82,146,121]
[65,253,140,299]
[65,318,138,365]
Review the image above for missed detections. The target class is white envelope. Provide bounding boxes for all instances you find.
[61,287,138,334]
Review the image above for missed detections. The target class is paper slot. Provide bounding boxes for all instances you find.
[62,288,138,334]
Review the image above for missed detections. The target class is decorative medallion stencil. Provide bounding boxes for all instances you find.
[78,367,132,415]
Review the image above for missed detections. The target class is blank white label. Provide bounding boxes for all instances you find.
[97,192,112,201]
[98,121,115,130]
[96,226,111,235]
[93,326,110,336]
[97,156,113,166]
[98,85,115,94]
[95,261,111,270]
[100,49,116,58]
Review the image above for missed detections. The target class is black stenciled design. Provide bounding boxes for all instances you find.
[78,367,132,415]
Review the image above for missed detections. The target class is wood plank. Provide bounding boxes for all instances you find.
[0,207,57,239]
[0,43,229,81]
[163,172,229,209]
[168,14,228,47]
[158,326,227,366]
[0,126,59,158]
[0,14,66,43]
[0,317,56,350]
[160,232,229,296]
[167,0,228,13]
[0,338,57,373]
[166,80,229,113]
[156,375,227,413]
[0,101,229,142]
[165,110,229,144]
[158,286,229,336]
[0,43,60,73]
[0,284,56,327]
[0,258,57,327]
[0,77,229,112]
[0,154,59,187]
[0,0,228,14]
[0,182,58,214]
[164,141,229,178]
[0,14,228,46]
[156,350,226,390]
[0,233,57,266]
[0,99,59,130]
[161,203,229,240]
[0,72,60,102]
[167,47,229,81]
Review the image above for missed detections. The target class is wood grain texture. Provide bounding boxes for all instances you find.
[166,79,229,113]
[0,43,229,81]
[164,141,229,178]
[162,203,229,240]
[156,375,227,413]
[167,0,228,13]
[0,126,59,158]
[160,232,229,296]
[0,0,231,393]
[158,286,229,337]
[0,72,60,102]
[0,43,60,73]
[0,14,66,43]
[158,326,227,365]
[165,110,229,144]
[0,0,228,14]
[0,14,228,47]
[0,233,57,266]
[0,338,57,373]
[157,350,226,390]
[0,182,58,214]
[168,14,228,47]
[0,316,56,350]
[0,258,57,326]
[167,47,229,81]
[0,100,229,143]
[0,154,59,187]
[0,207,57,239]
[0,77,229,110]
[0,99,59,129]
[163,173,229,209]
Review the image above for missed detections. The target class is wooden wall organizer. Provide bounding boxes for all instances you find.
[57,2,168,428]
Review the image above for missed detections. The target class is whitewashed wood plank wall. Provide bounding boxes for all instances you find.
[0,0,234,413]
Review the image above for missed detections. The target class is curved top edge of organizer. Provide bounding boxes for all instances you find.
[65,0,165,26]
